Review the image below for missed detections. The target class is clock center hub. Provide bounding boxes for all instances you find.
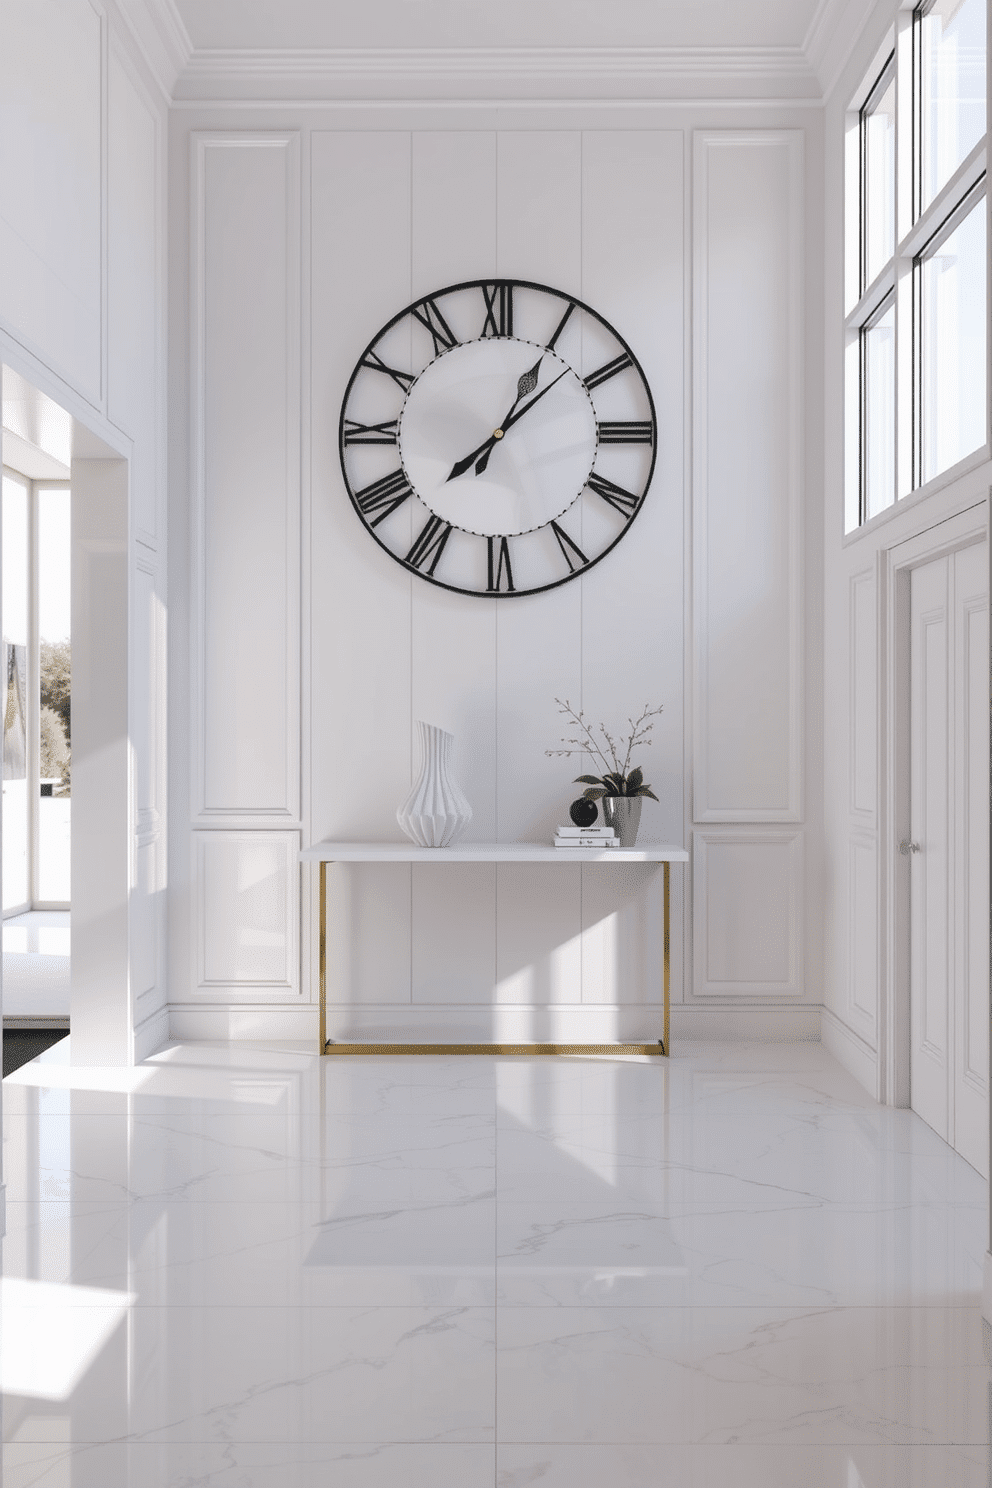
[398,337,597,539]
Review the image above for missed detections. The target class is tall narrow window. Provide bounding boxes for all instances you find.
[846,14,988,530]
[2,473,29,912]
[919,188,988,482]
[862,297,897,519]
[919,0,987,209]
[37,486,70,905]
[862,57,897,290]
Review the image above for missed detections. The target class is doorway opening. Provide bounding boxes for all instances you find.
[2,461,71,1032]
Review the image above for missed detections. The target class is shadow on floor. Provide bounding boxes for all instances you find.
[3,1029,69,1077]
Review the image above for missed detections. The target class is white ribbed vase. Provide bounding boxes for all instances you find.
[397,721,473,848]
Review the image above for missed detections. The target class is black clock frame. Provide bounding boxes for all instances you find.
[338,277,658,598]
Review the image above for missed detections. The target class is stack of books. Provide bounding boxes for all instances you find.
[554,825,619,849]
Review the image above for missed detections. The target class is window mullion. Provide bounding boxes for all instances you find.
[27,482,39,910]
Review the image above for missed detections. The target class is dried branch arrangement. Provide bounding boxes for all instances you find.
[546,698,663,800]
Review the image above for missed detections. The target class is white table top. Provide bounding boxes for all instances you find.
[301,840,688,864]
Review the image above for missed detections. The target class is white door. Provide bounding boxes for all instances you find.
[909,540,989,1178]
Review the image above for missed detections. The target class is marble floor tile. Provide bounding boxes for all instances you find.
[496,1198,986,1307]
[4,1302,495,1445]
[496,1303,989,1445]
[4,1442,496,1488]
[2,1039,989,1483]
[495,1443,990,1487]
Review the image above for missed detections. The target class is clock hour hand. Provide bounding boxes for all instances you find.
[445,357,544,482]
[472,368,571,474]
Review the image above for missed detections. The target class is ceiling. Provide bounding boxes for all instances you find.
[172,0,829,54]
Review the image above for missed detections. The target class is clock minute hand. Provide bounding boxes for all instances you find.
[445,357,544,483]
[472,368,571,475]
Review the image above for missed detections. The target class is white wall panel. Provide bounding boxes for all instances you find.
[108,43,161,548]
[324,864,411,1007]
[133,558,162,832]
[850,567,877,819]
[310,130,412,843]
[693,130,803,822]
[132,840,159,1003]
[580,130,685,1002]
[693,829,803,996]
[0,0,102,401]
[194,830,299,995]
[191,132,300,820]
[581,862,664,1008]
[412,863,496,1005]
[848,832,878,1029]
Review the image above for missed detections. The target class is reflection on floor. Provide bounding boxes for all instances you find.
[1,1038,988,1486]
[2,911,69,1022]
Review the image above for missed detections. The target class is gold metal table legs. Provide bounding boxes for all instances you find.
[317,858,670,1057]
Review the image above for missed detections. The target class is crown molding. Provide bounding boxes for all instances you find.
[804,0,885,99]
[116,0,193,101]
[173,45,823,102]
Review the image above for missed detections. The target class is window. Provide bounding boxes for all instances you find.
[918,186,987,482]
[1,471,71,913]
[863,296,896,518]
[862,58,897,291]
[917,0,987,211]
[846,9,988,531]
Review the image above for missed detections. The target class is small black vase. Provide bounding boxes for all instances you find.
[569,797,598,828]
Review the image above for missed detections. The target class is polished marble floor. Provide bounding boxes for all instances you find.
[0,1037,989,1486]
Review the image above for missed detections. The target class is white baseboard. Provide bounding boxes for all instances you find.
[821,1007,878,1098]
[132,1005,171,1063]
[669,1004,821,1043]
[170,1003,321,1044]
[165,1002,827,1048]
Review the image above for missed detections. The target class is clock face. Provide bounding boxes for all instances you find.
[339,279,656,597]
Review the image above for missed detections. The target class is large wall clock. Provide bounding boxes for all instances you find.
[338,278,657,597]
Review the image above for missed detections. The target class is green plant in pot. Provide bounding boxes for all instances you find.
[546,699,662,847]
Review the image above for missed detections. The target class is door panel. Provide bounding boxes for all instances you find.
[909,555,950,1142]
[951,541,989,1178]
[909,539,989,1179]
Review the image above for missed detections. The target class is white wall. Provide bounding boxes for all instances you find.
[0,0,169,1062]
[168,103,824,1044]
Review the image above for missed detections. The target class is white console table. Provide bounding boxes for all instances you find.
[300,842,689,1057]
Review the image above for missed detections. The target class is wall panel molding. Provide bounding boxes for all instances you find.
[849,565,877,821]
[693,827,803,997]
[847,829,879,1035]
[190,829,300,999]
[190,130,301,822]
[692,129,803,822]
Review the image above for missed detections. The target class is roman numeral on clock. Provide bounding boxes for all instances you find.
[406,514,452,575]
[583,352,633,391]
[597,420,653,445]
[411,297,459,356]
[343,418,399,446]
[587,471,639,517]
[550,521,589,574]
[546,299,576,352]
[360,349,415,392]
[481,282,513,338]
[487,535,515,592]
[355,469,412,526]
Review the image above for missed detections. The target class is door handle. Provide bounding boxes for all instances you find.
[898,839,921,855]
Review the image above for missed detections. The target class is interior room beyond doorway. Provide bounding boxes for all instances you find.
[2,411,72,1028]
